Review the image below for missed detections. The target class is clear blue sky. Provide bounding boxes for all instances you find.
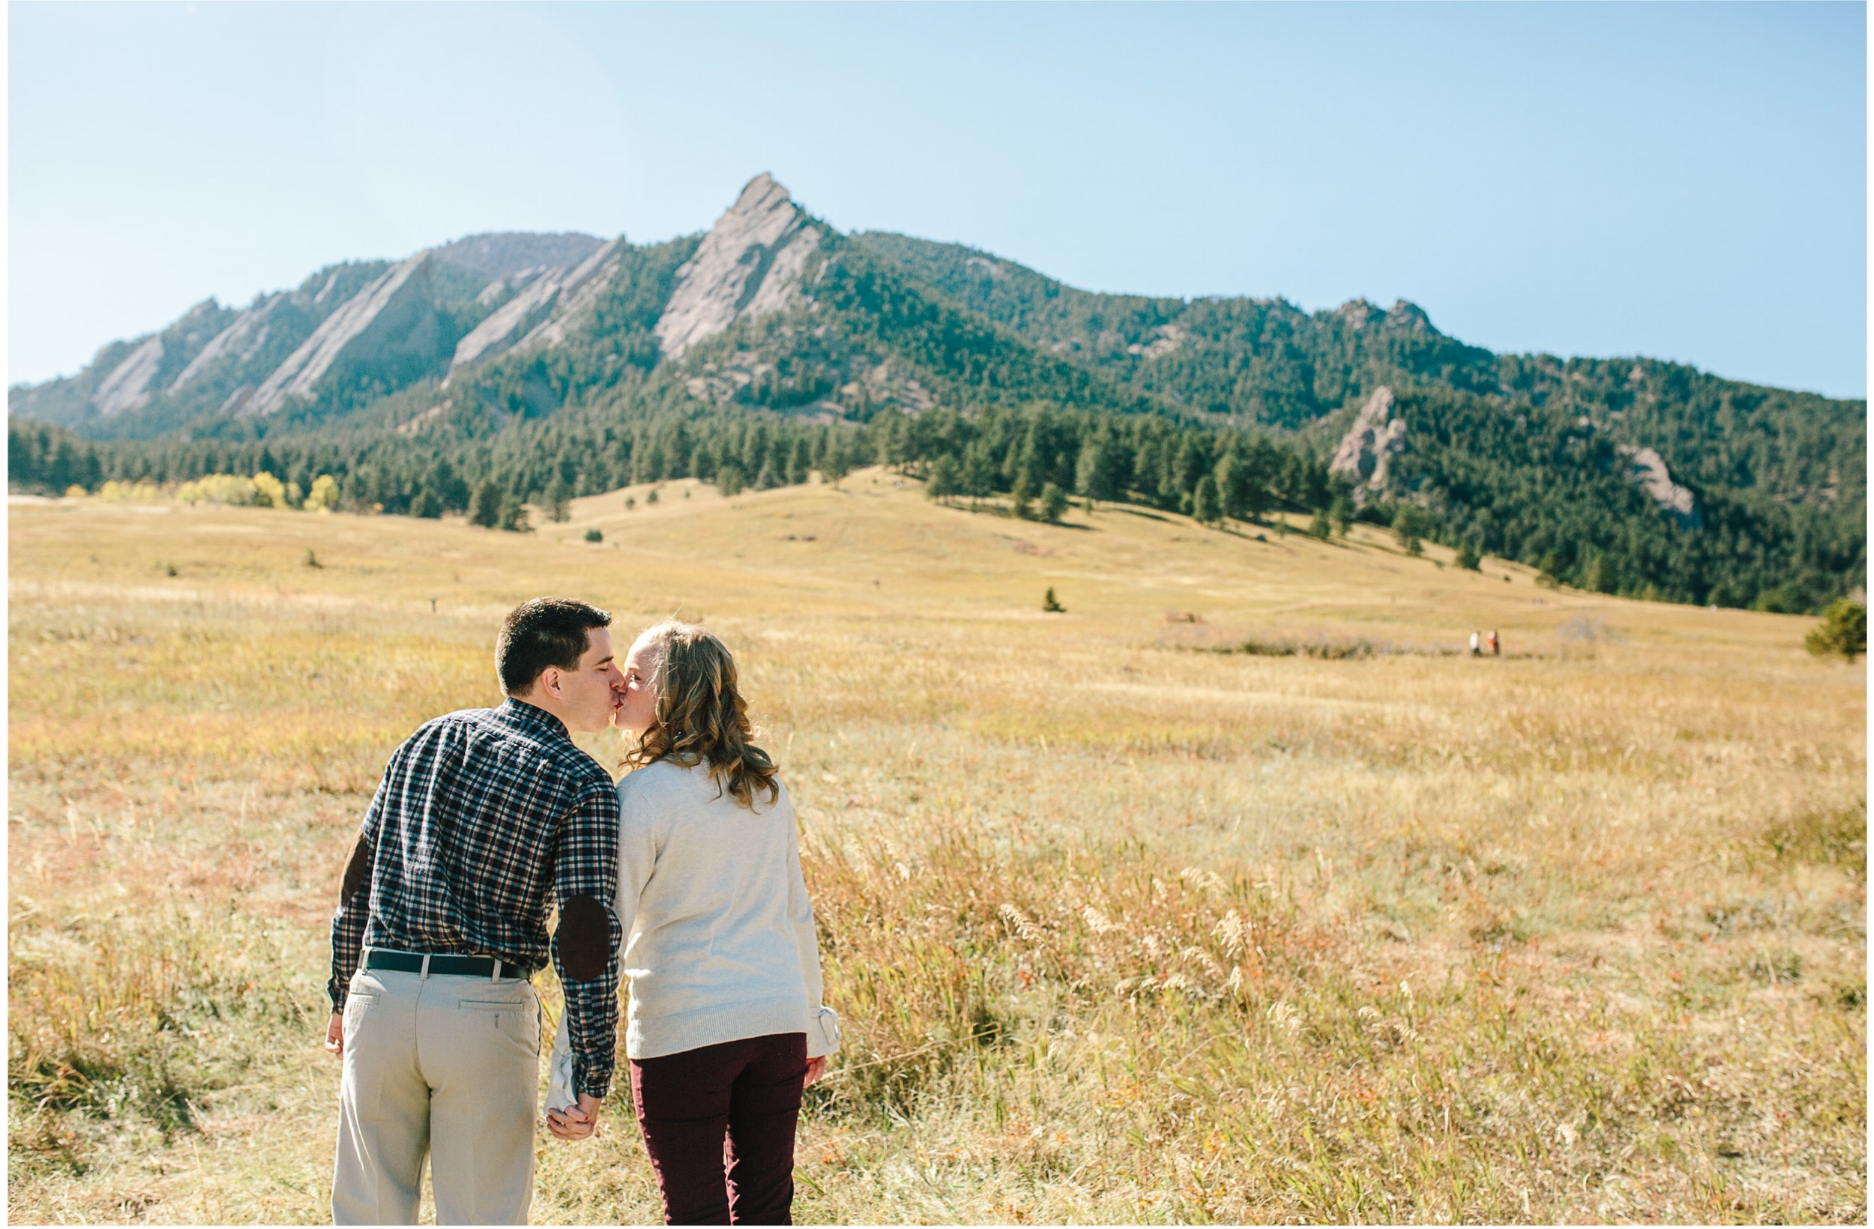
[9,2,1867,398]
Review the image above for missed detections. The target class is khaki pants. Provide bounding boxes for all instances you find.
[333,966,541,1225]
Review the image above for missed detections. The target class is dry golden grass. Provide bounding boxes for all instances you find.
[8,470,1865,1223]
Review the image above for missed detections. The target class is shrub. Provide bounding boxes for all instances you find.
[1039,482,1069,524]
[1042,587,1065,613]
[1455,542,1482,571]
[251,472,291,510]
[304,474,341,512]
[1805,599,1867,660]
[584,528,603,543]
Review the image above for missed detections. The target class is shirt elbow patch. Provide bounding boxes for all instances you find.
[340,835,373,904]
[557,895,612,981]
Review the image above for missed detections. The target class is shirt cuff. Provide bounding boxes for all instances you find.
[574,1054,612,1101]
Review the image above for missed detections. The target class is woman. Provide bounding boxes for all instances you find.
[546,620,839,1226]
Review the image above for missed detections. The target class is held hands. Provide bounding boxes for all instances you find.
[546,1093,603,1142]
[542,1063,818,1142]
[325,1011,344,1057]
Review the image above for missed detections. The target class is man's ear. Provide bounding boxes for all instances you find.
[538,666,563,699]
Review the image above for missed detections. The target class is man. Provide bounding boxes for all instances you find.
[326,598,625,1225]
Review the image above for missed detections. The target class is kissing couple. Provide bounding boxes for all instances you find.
[326,598,840,1225]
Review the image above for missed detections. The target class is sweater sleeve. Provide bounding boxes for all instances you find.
[615,778,659,959]
[783,799,835,1058]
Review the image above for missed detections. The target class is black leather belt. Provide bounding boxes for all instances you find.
[363,950,530,980]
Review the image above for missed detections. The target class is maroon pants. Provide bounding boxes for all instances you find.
[629,1032,808,1225]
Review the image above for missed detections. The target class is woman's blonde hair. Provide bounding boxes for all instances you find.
[623,621,780,808]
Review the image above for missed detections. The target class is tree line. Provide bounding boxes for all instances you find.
[11,386,1860,613]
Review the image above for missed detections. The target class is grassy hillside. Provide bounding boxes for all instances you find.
[9,474,1864,1223]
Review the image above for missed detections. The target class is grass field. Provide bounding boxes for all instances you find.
[8,469,1865,1223]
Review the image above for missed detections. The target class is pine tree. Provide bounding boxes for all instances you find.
[963,444,997,505]
[820,436,850,487]
[496,494,531,533]
[1012,472,1035,519]
[1076,433,1121,503]
[469,479,502,528]
[547,476,573,523]
[927,454,962,502]
[1042,587,1066,613]
[1040,482,1069,523]
[1192,475,1222,526]
[1216,452,1251,520]
[1329,494,1355,536]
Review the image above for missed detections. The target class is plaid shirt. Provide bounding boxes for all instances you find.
[330,699,623,1098]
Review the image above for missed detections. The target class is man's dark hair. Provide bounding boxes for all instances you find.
[497,598,612,696]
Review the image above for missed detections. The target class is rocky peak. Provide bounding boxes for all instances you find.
[430,231,604,281]
[653,173,823,360]
[1382,301,1433,333]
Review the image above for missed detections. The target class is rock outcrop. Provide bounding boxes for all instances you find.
[91,335,165,418]
[245,255,432,416]
[171,294,285,391]
[1328,386,1406,501]
[1620,445,1700,527]
[654,174,821,360]
[454,239,623,370]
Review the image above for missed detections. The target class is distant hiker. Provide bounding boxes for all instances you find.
[327,598,625,1225]
[1489,629,1501,656]
[1469,630,1481,657]
[546,621,840,1225]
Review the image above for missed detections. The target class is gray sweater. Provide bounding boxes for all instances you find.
[548,761,837,1104]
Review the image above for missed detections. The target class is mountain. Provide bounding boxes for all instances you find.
[8,173,1866,611]
[10,232,611,438]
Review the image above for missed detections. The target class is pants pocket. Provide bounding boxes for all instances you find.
[460,999,540,1052]
[341,992,379,1044]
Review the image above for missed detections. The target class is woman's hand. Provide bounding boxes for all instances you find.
[803,1056,827,1087]
[547,1093,603,1141]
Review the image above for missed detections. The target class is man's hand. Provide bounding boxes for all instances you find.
[804,1056,828,1087]
[325,1011,344,1057]
[546,1093,602,1141]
